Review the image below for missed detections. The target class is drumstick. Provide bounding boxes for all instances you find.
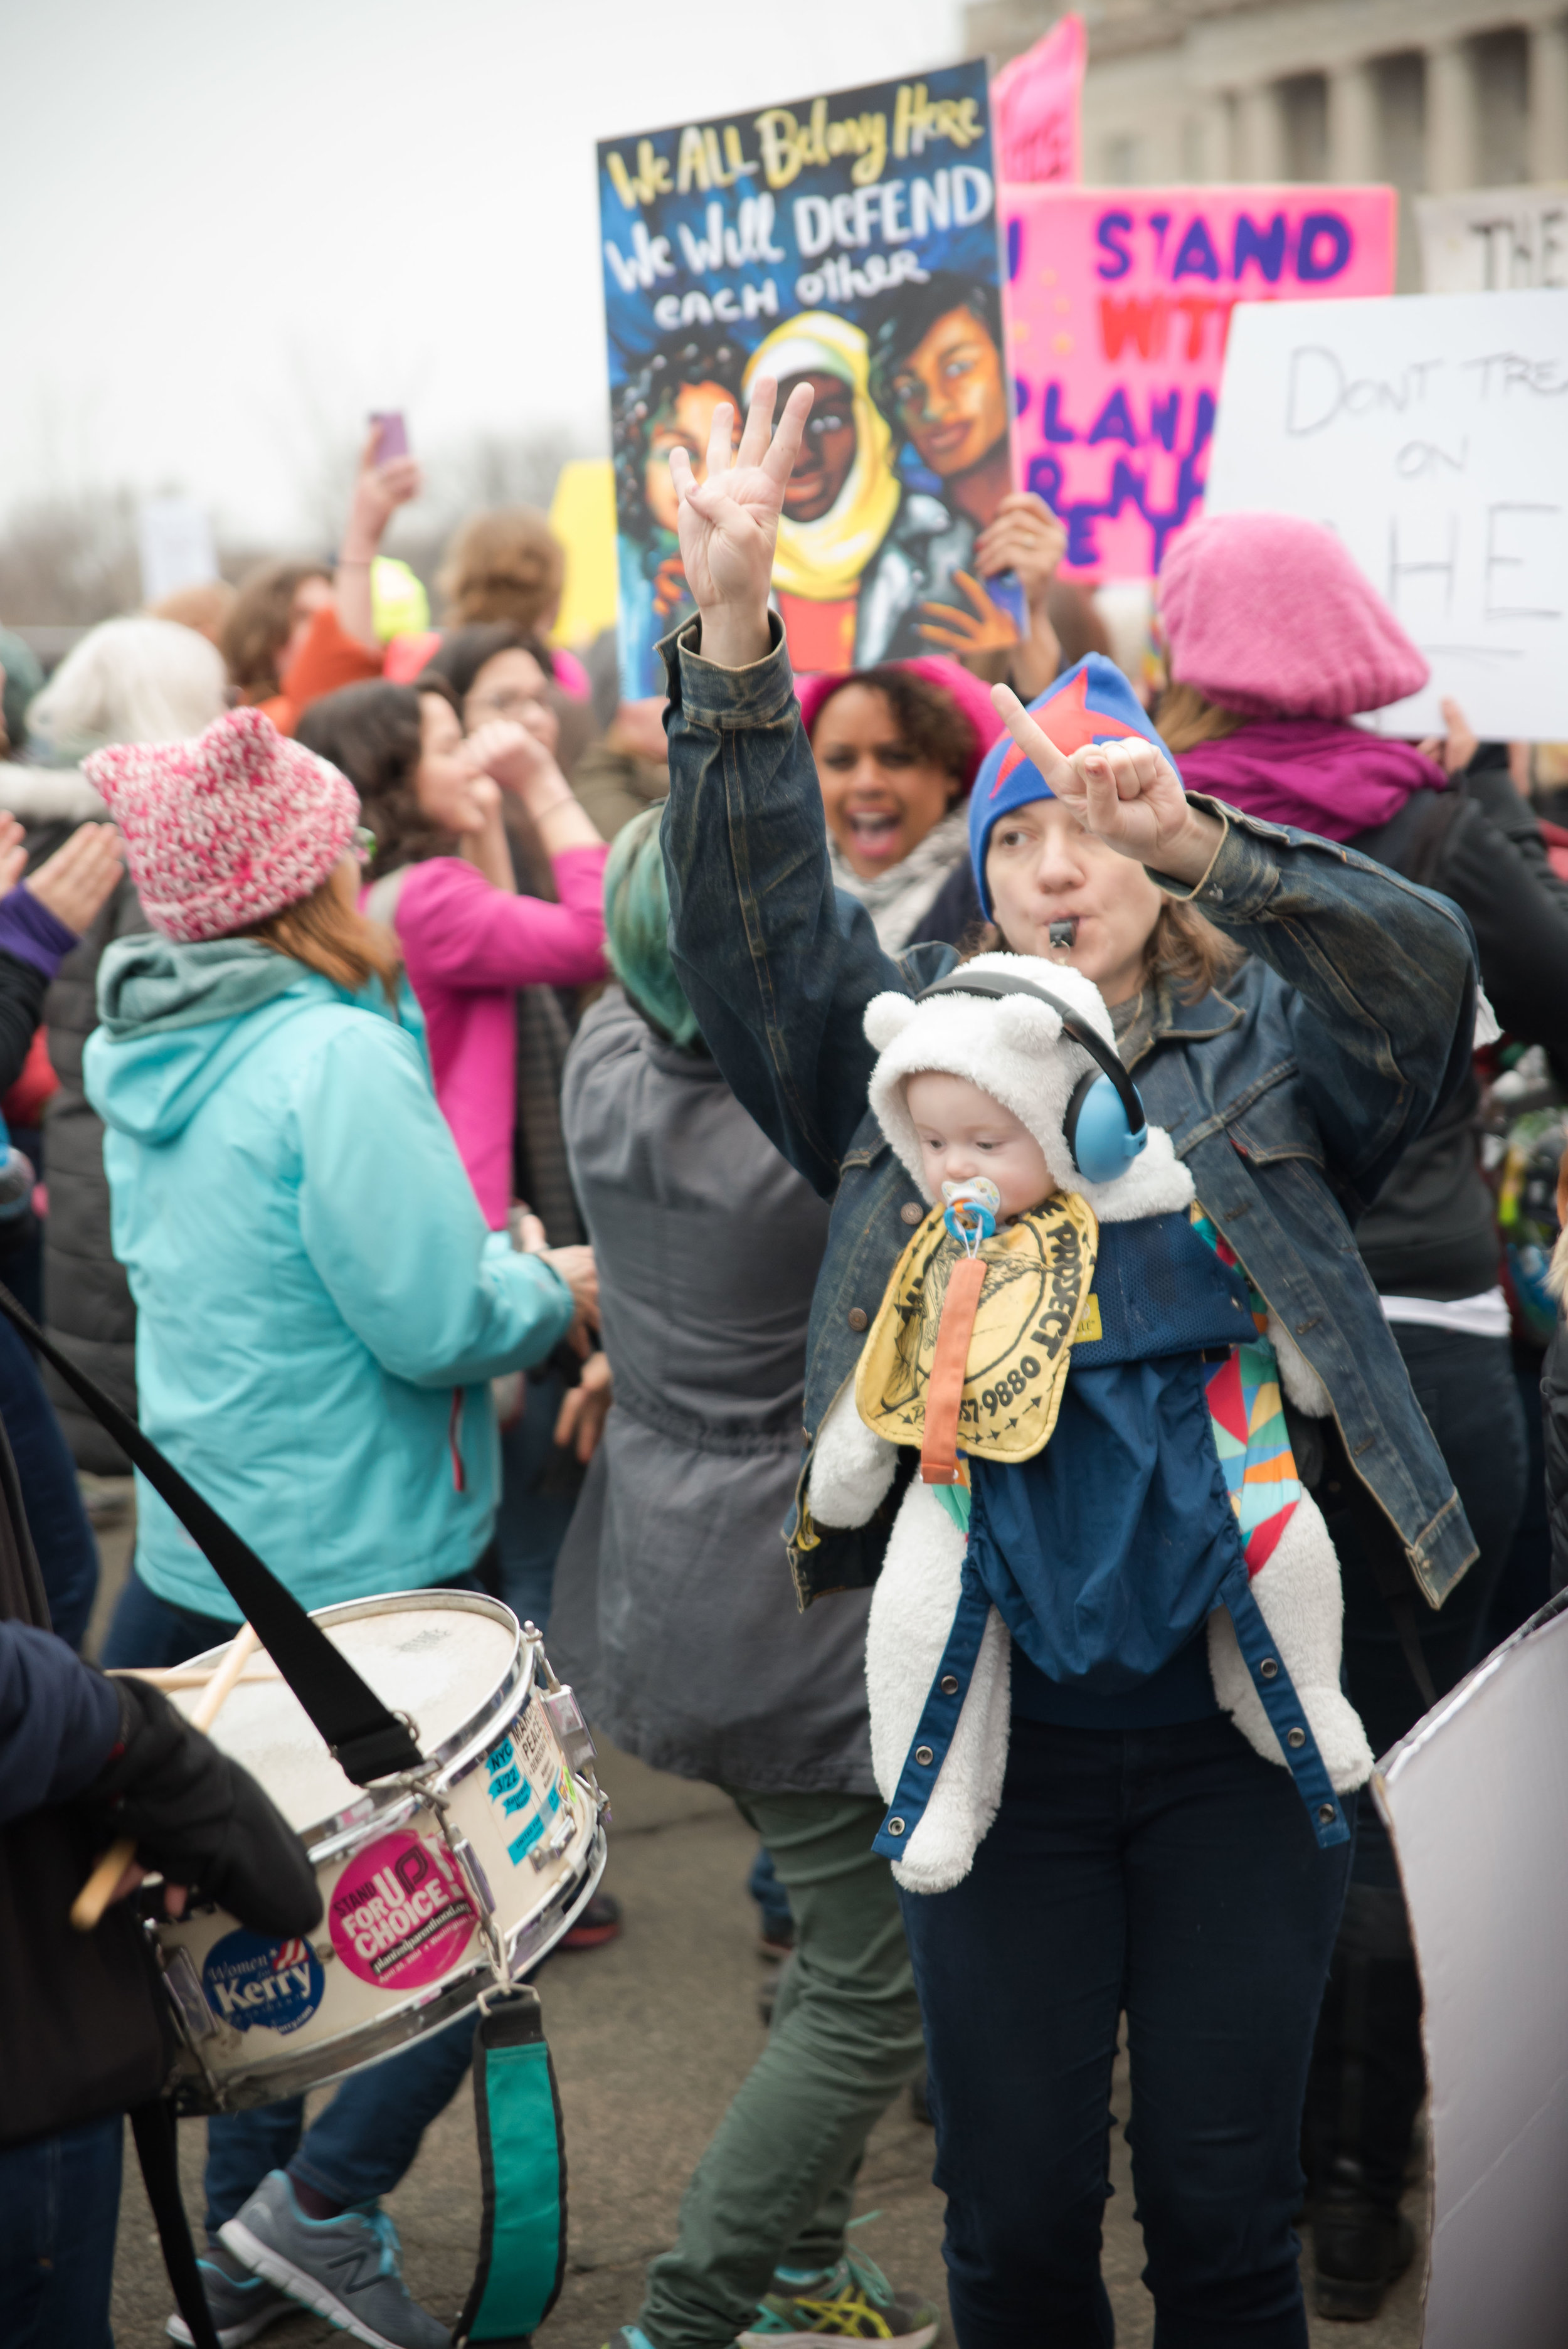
[105,1661,281,1691]
[72,1624,261,1933]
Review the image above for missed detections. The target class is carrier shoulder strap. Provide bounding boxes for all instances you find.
[0,1281,421,1784]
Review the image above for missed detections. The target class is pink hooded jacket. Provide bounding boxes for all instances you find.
[371,849,608,1228]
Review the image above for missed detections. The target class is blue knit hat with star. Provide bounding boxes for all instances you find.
[968,654,1180,917]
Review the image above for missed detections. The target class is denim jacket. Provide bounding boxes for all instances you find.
[660,617,1480,1614]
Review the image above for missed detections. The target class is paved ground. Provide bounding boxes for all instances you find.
[87,1497,1428,2349]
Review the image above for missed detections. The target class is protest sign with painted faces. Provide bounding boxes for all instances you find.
[1006,186,1396,580]
[598,63,1013,691]
[1207,288,1568,738]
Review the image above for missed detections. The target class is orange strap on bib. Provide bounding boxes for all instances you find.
[919,1254,988,1486]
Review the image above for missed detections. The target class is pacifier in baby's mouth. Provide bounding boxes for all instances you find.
[941,1176,1001,1254]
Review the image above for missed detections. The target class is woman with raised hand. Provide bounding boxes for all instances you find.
[296,676,607,1238]
[643,379,1480,2349]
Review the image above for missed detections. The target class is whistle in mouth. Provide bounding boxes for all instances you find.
[1048,918,1078,950]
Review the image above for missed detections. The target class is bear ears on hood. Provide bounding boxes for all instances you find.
[863,953,1112,1061]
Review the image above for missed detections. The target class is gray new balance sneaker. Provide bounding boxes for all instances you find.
[220,2169,450,2349]
[166,2242,293,2346]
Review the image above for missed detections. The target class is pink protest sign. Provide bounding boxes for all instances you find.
[992,15,1084,186]
[1005,186,1396,578]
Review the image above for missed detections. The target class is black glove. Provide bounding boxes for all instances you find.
[78,1675,322,1939]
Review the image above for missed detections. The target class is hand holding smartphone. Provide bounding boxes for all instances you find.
[369,410,409,466]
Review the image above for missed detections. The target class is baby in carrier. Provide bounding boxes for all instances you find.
[807,950,1375,1892]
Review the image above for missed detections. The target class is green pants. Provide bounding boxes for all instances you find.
[638,1788,926,2349]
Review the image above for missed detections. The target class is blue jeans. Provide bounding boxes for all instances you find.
[0,1313,99,1649]
[0,2115,122,2347]
[204,2013,477,2235]
[100,1569,235,1669]
[900,1714,1352,2349]
[492,1371,581,1634]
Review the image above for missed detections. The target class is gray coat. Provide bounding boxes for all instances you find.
[553,989,874,1794]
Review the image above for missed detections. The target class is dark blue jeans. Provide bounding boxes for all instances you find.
[493,1370,581,1634]
[204,2013,477,2235]
[0,2115,122,2347]
[0,1313,99,1650]
[900,1714,1352,2349]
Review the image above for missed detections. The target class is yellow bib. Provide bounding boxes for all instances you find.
[855,1193,1099,1466]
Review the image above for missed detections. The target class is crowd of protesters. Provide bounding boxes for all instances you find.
[1,381,1567,2349]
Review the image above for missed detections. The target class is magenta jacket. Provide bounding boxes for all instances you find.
[371,850,608,1227]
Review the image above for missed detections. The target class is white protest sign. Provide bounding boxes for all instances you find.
[1204,289,1568,739]
[137,495,218,607]
[1375,1595,1568,2348]
[1417,184,1568,293]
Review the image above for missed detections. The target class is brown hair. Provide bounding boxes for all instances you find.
[416,623,556,704]
[295,678,462,879]
[244,874,402,1001]
[1154,681,1248,756]
[149,580,238,645]
[437,509,565,635]
[221,558,332,698]
[811,667,976,793]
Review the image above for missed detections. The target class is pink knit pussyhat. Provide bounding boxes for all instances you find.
[1158,512,1429,721]
[83,707,359,943]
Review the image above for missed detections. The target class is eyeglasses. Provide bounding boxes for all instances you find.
[350,825,378,867]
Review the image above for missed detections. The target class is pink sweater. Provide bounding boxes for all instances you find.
[381,849,608,1228]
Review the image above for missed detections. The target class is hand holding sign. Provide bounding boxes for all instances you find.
[990,682,1222,884]
[670,379,813,671]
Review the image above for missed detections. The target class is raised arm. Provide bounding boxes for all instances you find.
[659,381,921,1196]
[992,691,1478,1207]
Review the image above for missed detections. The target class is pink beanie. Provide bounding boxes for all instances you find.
[1158,512,1429,721]
[797,655,1007,792]
[83,706,359,943]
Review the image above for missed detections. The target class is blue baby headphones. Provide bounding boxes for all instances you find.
[915,970,1148,1186]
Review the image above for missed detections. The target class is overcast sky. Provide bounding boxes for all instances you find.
[3,0,964,546]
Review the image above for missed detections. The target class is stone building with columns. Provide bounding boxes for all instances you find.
[965,0,1568,282]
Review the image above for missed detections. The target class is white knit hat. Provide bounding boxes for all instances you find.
[864,952,1193,1222]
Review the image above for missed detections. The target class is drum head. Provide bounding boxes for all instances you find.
[169,1591,521,1843]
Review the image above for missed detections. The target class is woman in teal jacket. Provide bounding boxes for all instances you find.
[83,706,594,2349]
[87,709,592,1653]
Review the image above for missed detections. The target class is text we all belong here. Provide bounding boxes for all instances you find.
[601,81,995,324]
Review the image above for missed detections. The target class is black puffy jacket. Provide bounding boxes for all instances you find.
[1350,750,1568,1300]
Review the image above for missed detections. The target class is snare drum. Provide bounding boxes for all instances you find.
[149,1590,607,2114]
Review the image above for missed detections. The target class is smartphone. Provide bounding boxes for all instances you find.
[369,411,408,464]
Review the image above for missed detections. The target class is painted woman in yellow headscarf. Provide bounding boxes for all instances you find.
[743,313,900,674]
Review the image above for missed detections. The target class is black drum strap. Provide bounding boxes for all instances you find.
[0,1280,421,1783]
[130,2097,221,2349]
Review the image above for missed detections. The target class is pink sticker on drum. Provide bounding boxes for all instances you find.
[329,1831,477,1990]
